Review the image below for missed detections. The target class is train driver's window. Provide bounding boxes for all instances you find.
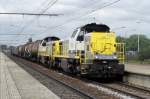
[42,41,46,46]
[77,31,84,41]
[71,29,78,38]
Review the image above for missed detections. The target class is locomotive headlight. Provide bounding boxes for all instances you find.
[113,56,117,59]
[94,52,99,59]
[108,66,112,69]
[95,55,98,59]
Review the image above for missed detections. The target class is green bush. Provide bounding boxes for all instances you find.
[138,46,150,61]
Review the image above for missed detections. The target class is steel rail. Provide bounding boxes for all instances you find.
[91,81,144,99]
[7,54,94,99]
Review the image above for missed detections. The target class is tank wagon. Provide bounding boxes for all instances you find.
[30,40,42,61]
[12,23,125,80]
[23,40,42,61]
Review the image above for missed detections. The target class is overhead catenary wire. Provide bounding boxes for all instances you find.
[13,0,59,45]
[37,0,121,36]
[3,0,120,45]
[0,33,34,35]
[39,0,58,15]
[18,0,59,34]
[3,0,59,45]
[32,0,53,12]
[0,12,61,16]
[0,0,59,45]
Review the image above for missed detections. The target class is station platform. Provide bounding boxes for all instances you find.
[0,52,60,99]
[125,64,150,75]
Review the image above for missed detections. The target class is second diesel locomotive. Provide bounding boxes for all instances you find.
[13,23,125,80]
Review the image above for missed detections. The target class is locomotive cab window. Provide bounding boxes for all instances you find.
[77,30,84,41]
[42,41,46,46]
[71,29,78,38]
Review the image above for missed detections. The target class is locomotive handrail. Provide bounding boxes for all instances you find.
[116,43,125,64]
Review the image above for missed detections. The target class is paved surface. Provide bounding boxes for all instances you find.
[125,64,150,75]
[0,52,60,99]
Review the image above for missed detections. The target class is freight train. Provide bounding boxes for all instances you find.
[12,23,125,80]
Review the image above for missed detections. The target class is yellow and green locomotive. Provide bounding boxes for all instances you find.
[38,23,125,79]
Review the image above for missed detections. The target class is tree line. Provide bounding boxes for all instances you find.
[116,34,150,61]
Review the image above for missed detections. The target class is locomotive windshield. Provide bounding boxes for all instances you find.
[81,23,110,33]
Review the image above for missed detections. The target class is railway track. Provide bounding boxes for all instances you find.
[8,56,94,99]
[7,54,118,99]
[63,73,150,99]
[27,65,95,99]
[6,53,150,99]
[110,82,150,98]
[88,81,150,99]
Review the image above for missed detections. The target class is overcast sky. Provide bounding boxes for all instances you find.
[0,0,149,46]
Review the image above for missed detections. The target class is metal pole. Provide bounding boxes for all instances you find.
[136,21,141,53]
[138,33,140,52]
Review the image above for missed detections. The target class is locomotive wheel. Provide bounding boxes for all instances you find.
[116,74,123,81]
[37,56,41,63]
[48,60,53,69]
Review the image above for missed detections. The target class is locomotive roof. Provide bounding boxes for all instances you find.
[81,23,110,33]
[43,36,60,42]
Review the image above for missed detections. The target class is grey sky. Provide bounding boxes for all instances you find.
[0,0,149,45]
